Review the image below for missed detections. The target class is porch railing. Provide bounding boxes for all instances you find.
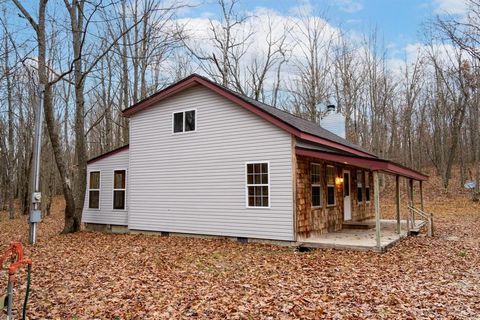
[407,205,434,237]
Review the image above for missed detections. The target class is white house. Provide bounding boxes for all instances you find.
[82,74,430,251]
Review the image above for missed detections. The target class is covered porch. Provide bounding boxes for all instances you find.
[297,219,426,252]
[294,146,433,252]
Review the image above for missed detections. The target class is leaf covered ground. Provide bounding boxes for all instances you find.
[1,176,479,319]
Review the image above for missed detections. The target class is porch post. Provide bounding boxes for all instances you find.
[374,171,381,250]
[409,178,415,227]
[395,175,401,234]
[420,180,424,211]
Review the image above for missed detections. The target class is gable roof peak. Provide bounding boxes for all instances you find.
[122,73,376,158]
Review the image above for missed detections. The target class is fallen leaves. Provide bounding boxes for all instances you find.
[0,176,479,319]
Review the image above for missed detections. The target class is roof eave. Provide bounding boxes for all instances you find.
[296,147,428,181]
[87,145,130,165]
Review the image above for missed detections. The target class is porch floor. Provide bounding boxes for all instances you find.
[297,219,425,252]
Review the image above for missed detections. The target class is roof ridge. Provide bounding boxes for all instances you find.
[200,74,321,124]
[202,76,369,155]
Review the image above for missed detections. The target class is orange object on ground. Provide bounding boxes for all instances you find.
[1,242,33,319]
[0,242,32,280]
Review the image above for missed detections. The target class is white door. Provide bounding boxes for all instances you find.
[343,170,352,221]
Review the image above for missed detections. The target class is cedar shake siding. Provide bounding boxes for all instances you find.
[295,155,374,239]
[127,84,294,241]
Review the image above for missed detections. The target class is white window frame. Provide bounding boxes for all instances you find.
[311,163,322,208]
[245,161,271,209]
[365,172,370,204]
[88,170,101,210]
[357,170,364,204]
[326,165,336,207]
[112,169,127,211]
[172,108,197,134]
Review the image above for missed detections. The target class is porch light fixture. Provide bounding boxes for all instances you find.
[335,176,343,189]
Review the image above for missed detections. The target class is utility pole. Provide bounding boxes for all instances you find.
[29,84,45,244]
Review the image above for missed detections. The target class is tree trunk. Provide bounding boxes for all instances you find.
[5,31,15,219]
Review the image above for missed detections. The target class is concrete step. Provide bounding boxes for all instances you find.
[342,221,375,230]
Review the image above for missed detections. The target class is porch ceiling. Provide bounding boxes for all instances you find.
[296,147,428,181]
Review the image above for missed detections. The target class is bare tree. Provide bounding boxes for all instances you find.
[185,0,253,91]
[436,0,480,61]
[425,46,469,190]
[333,37,364,143]
[2,15,15,219]
[288,11,336,122]
[12,0,144,233]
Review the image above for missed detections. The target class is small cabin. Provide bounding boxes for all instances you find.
[82,74,431,252]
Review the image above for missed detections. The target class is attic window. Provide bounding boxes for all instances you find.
[173,110,196,133]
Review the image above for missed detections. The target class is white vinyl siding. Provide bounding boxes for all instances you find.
[128,84,293,241]
[82,148,129,225]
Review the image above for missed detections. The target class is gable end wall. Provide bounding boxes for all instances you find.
[128,85,294,241]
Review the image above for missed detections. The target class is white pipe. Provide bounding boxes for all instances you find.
[29,84,45,245]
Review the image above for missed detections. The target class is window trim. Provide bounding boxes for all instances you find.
[88,170,101,210]
[112,168,127,211]
[311,162,322,208]
[357,170,364,205]
[172,108,197,134]
[326,165,336,207]
[245,161,271,209]
[365,172,370,204]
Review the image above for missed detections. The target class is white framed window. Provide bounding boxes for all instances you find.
[326,165,336,206]
[246,162,270,208]
[88,171,101,209]
[113,170,126,210]
[173,109,196,133]
[311,163,322,208]
[357,170,363,204]
[365,172,370,203]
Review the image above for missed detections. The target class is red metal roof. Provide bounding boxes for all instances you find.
[296,147,428,181]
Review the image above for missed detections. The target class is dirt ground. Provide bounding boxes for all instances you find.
[1,177,479,319]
